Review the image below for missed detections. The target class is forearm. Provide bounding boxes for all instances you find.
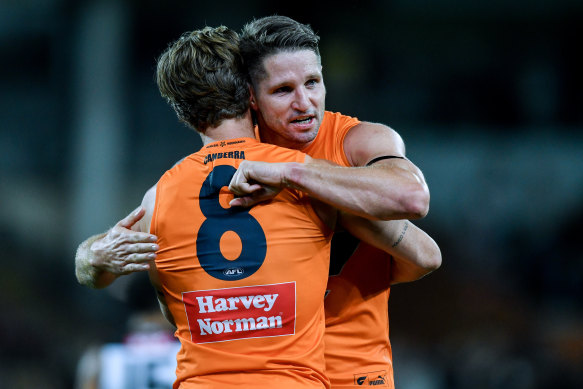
[284,161,429,220]
[386,221,441,284]
[339,214,405,254]
[339,215,441,284]
[390,256,435,285]
[229,156,429,220]
[75,233,118,289]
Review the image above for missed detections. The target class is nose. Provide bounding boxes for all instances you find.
[291,88,310,111]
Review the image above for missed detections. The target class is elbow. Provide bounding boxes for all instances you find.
[75,271,97,289]
[424,242,442,272]
[375,185,429,221]
[75,266,114,289]
[401,184,430,220]
[427,250,442,272]
[74,270,84,286]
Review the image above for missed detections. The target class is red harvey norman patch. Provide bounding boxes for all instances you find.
[183,282,296,344]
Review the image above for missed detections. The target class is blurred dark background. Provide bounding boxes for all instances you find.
[1,0,582,388]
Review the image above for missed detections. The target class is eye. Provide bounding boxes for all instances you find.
[273,86,292,94]
[305,79,319,88]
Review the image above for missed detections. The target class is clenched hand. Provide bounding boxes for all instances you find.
[228,160,291,207]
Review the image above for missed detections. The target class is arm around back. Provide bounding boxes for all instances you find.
[74,204,159,289]
[229,126,430,221]
[338,213,441,284]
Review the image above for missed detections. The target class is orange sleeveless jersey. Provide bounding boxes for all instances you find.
[305,112,395,388]
[151,138,333,389]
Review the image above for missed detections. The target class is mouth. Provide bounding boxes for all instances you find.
[290,115,315,126]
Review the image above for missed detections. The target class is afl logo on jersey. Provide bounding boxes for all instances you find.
[223,267,244,276]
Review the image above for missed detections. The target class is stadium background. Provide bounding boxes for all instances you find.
[1,0,581,388]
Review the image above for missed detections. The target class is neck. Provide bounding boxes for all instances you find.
[257,127,304,150]
[200,110,255,145]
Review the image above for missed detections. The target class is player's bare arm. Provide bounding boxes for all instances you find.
[228,154,323,206]
[342,121,429,215]
[386,220,441,284]
[228,160,288,204]
[292,121,429,220]
[229,123,429,220]
[74,205,159,289]
[338,213,441,284]
[74,155,188,290]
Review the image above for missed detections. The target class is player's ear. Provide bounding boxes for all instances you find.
[249,85,258,110]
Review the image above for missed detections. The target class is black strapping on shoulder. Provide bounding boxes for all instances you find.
[365,155,405,166]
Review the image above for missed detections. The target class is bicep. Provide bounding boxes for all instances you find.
[343,122,406,167]
[345,122,427,185]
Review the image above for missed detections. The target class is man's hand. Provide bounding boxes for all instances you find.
[228,160,291,207]
[89,207,159,275]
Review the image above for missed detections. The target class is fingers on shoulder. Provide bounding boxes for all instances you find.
[118,207,145,227]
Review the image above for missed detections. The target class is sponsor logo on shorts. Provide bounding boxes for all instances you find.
[183,282,296,344]
[354,370,388,386]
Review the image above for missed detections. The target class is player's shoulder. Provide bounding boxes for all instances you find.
[349,120,396,133]
[323,111,360,128]
[155,152,206,196]
[343,121,406,166]
[346,120,403,144]
[163,153,198,174]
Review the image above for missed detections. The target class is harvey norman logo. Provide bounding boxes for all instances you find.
[183,282,296,344]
